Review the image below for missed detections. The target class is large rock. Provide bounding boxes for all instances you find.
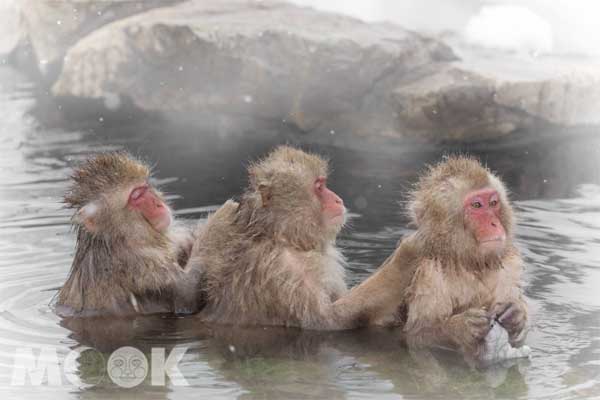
[51,0,455,139]
[48,0,600,142]
[15,0,183,79]
[393,47,600,141]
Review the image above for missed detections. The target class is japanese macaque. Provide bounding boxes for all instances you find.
[337,156,528,359]
[56,152,202,317]
[189,146,351,329]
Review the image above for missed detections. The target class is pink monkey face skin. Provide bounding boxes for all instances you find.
[128,184,172,233]
[463,188,506,254]
[314,177,346,225]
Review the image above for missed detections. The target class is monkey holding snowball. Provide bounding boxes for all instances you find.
[336,156,528,360]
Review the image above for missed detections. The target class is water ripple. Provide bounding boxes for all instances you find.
[0,65,599,399]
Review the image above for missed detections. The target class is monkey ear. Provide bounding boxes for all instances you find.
[74,202,99,233]
[258,184,272,207]
[249,171,257,187]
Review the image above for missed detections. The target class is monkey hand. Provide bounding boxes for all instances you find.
[448,308,492,356]
[491,301,528,346]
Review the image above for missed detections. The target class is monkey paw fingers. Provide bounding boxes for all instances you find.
[496,302,527,339]
[455,309,492,350]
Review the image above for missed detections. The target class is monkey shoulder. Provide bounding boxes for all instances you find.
[403,258,454,331]
[406,258,450,298]
[386,234,424,274]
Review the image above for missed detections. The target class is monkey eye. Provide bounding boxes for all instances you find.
[489,199,499,207]
[129,185,149,203]
[471,201,482,209]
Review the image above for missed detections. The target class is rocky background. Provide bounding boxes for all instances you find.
[2,0,600,144]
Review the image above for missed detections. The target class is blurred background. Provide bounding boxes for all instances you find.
[0,1,599,399]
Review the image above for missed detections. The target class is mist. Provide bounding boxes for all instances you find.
[291,0,600,57]
[1,2,600,400]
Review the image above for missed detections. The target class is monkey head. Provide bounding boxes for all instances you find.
[240,146,346,249]
[64,152,172,240]
[409,156,514,265]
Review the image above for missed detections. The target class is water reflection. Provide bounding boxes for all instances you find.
[0,66,600,399]
[59,315,532,399]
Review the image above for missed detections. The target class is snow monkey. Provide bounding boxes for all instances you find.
[189,146,353,329]
[57,152,203,316]
[336,156,528,359]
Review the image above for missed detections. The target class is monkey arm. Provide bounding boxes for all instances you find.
[184,199,240,282]
[405,300,491,357]
[330,238,420,329]
[188,199,239,261]
[172,269,206,314]
[402,259,456,348]
[169,222,196,268]
[330,253,404,328]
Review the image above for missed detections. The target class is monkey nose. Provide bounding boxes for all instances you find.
[335,197,343,205]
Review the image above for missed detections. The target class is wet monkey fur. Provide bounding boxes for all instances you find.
[57,152,202,316]
[189,146,353,329]
[336,156,528,359]
[58,149,528,361]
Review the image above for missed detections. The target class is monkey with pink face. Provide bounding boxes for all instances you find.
[189,146,350,329]
[57,152,202,317]
[336,156,529,360]
[57,149,528,363]
[188,148,529,359]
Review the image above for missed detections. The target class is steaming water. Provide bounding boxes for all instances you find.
[1,66,599,399]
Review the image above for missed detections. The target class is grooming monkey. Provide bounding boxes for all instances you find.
[189,146,351,329]
[57,152,202,316]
